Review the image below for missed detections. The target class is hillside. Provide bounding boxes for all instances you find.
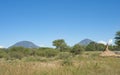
[79,39,94,45]
[9,41,39,48]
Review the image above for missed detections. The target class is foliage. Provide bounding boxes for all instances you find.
[96,43,105,51]
[23,56,47,62]
[115,31,120,46]
[0,47,60,60]
[0,48,7,58]
[8,47,33,59]
[71,44,84,55]
[85,42,97,51]
[86,42,106,51]
[35,47,59,57]
[111,45,120,51]
[1,34,120,61]
[53,39,68,52]
[61,59,73,66]
[57,52,72,59]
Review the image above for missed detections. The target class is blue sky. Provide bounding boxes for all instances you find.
[0,0,120,48]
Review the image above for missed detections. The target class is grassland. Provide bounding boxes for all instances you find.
[0,51,120,75]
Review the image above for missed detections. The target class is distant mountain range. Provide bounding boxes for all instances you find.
[9,41,39,48]
[78,39,94,45]
[9,39,94,48]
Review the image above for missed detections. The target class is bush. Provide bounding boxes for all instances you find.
[0,49,7,58]
[61,59,73,66]
[35,48,59,57]
[71,44,84,55]
[57,52,72,59]
[23,56,47,62]
[8,52,24,60]
[8,47,33,59]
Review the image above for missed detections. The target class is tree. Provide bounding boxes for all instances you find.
[96,43,105,51]
[71,44,84,55]
[111,45,119,51]
[0,48,7,58]
[35,47,59,57]
[85,42,97,51]
[115,31,120,46]
[53,39,68,51]
[8,47,32,59]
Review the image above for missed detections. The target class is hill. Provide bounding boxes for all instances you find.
[9,41,39,48]
[79,39,94,45]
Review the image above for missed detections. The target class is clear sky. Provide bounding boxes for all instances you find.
[0,0,120,48]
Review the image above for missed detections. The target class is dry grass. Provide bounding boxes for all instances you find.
[0,52,120,75]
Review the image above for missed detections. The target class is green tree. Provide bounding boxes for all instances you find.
[71,44,84,55]
[8,47,32,59]
[53,39,68,51]
[35,47,59,57]
[86,42,97,51]
[115,31,120,46]
[0,48,7,58]
[96,43,105,51]
[112,45,120,51]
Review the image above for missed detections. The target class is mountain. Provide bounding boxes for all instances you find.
[9,41,39,48]
[79,39,94,46]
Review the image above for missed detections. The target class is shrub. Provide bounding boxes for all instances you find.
[0,49,7,58]
[71,44,84,55]
[57,52,72,59]
[35,48,59,57]
[8,51,24,59]
[61,59,73,66]
[8,47,33,59]
[23,56,47,62]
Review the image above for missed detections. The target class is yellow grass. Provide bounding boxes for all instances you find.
[0,52,120,75]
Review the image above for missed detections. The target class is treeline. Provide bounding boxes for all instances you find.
[0,47,59,60]
[0,40,118,60]
[0,31,120,60]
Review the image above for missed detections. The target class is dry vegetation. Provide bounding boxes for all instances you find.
[0,51,120,75]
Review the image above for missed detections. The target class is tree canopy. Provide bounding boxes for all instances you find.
[53,39,68,52]
[115,31,120,46]
[71,44,84,55]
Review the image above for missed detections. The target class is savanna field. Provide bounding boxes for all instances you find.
[0,0,120,75]
[0,51,120,75]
